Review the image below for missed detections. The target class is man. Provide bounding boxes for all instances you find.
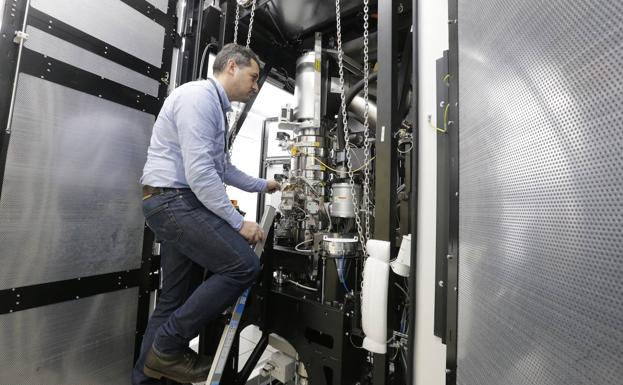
[132,44,280,385]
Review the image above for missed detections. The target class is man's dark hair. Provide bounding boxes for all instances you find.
[212,43,260,74]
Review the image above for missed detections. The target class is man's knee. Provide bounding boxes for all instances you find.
[243,253,261,284]
[233,251,260,286]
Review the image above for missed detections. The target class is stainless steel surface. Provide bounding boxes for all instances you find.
[25,26,160,96]
[0,288,138,384]
[322,234,358,257]
[145,0,168,12]
[330,183,361,218]
[349,95,377,129]
[270,0,361,38]
[294,51,319,121]
[0,74,153,289]
[457,1,623,384]
[31,0,165,67]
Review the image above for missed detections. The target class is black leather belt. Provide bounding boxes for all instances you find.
[142,185,190,200]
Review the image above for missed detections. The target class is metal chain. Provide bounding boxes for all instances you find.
[227,0,256,158]
[335,0,368,257]
[361,0,372,244]
[233,4,240,45]
[233,0,255,47]
[246,0,256,48]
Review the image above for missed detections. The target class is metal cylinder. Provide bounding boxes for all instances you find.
[294,51,319,121]
[330,183,362,218]
[322,234,359,257]
[349,95,377,129]
[290,135,328,182]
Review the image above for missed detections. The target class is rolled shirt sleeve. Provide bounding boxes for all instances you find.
[173,89,245,231]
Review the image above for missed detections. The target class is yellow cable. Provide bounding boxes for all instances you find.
[443,74,452,86]
[310,156,344,173]
[429,103,450,134]
[443,102,450,130]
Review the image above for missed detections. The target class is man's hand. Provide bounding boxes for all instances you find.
[265,180,281,194]
[239,221,265,245]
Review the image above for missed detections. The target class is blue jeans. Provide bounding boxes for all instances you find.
[132,190,260,385]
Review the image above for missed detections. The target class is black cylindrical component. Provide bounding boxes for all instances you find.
[336,72,379,150]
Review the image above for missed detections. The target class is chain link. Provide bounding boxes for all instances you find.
[233,4,240,45]
[233,0,255,47]
[228,0,256,158]
[361,0,371,244]
[246,0,256,48]
[335,0,370,257]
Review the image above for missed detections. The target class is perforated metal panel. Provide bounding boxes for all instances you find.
[0,288,138,384]
[30,0,165,67]
[24,26,160,96]
[0,74,153,289]
[457,1,623,384]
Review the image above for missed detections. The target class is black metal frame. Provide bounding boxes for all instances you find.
[0,270,141,315]
[27,7,169,83]
[373,0,400,383]
[218,230,369,385]
[0,0,177,367]
[434,51,450,342]
[445,0,460,383]
[19,48,162,114]
[407,1,420,385]
[177,0,206,83]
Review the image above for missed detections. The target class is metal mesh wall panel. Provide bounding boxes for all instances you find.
[0,288,138,384]
[0,74,153,289]
[30,0,165,67]
[24,26,160,96]
[457,1,623,384]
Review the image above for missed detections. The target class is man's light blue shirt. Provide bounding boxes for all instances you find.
[140,78,266,231]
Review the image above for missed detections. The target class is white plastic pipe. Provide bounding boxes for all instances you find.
[391,234,411,277]
[361,239,391,354]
